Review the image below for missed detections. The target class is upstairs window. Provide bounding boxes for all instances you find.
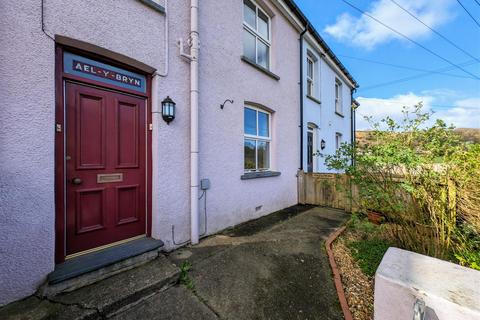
[243,0,271,69]
[335,78,343,114]
[306,54,316,97]
[244,106,271,171]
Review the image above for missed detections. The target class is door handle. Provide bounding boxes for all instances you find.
[71,177,83,185]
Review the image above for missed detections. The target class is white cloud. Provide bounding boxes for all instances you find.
[356,93,480,130]
[439,98,480,128]
[324,0,455,49]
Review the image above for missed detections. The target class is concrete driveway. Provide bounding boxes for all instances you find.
[117,206,349,320]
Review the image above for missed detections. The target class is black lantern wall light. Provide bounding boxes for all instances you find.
[161,96,176,124]
[321,139,326,150]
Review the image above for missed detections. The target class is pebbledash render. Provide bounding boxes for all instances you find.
[0,0,357,306]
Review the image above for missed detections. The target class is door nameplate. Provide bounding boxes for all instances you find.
[97,173,123,183]
[63,52,147,94]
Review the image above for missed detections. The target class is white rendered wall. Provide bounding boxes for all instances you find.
[375,248,480,320]
[153,0,301,248]
[301,40,353,173]
[0,0,301,305]
[175,0,301,243]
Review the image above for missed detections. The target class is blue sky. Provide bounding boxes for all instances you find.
[294,0,480,129]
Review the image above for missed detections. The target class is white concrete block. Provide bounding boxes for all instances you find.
[374,247,480,320]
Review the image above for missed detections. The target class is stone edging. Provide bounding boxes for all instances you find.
[325,226,353,320]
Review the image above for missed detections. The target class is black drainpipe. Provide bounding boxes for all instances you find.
[299,23,308,171]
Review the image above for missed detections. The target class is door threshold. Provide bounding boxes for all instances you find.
[66,235,146,260]
[48,237,164,285]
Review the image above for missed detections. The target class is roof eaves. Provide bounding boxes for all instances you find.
[283,0,359,88]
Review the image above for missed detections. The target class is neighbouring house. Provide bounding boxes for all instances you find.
[298,17,359,173]
[0,0,357,306]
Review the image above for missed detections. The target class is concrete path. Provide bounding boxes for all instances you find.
[0,206,348,320]
[128,206,348,320]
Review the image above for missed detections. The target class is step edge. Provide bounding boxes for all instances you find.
[39,250,161,298]
[50,260,181,318]
[48,239,164,284]
[101,268,180,316]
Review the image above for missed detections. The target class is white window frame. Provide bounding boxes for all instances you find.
[335,132,343,150]
[306,54,315,98]
[335,78,343,115]
[244,106,271,172]
[243,0,271,70]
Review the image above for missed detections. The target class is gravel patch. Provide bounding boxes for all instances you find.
[332,231,374,320]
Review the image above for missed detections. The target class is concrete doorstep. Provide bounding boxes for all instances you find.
[0,255,180,320]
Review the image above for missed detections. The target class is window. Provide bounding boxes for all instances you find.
[244,106,271,171]
[336,132,342,150]
[306,54,316,97]
[335,78,342,114]
[243,0,271,69]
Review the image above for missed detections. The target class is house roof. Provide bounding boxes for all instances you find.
[283,0,359,88]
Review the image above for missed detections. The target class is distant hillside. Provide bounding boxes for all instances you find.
[356,128,480,145]
[455,128,480,144]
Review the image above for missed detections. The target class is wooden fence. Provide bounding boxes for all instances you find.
[297,171,358,212]
[298,170,461,217]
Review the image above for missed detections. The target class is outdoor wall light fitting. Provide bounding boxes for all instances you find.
[162,96,176,124]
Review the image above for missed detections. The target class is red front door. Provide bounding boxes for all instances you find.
[65,82,147,256]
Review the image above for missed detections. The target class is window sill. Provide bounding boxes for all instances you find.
[137,0,165,14]
[335,111,345,118]
[241,171,281,180]
[241,56,280,81]
[306,95,321,105]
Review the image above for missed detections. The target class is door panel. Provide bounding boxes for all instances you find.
[116,185,140,225]
[65,82,146,256]
[75,188,106,234]
[76,93,106,169]
[116,100,139,168]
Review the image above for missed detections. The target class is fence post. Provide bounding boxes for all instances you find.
[345,175,352,213]
[298,170,306,204]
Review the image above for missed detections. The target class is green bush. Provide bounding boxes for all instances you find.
[347,213,378,235]
[348,238,391,277]
[454,223,480,270]
[326,103,480,268]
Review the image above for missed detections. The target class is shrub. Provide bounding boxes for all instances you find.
[326,103,480,267]
[348,238,391,277]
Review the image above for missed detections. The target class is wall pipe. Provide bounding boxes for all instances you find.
[299,23,308,171]
[350,88,357,166]
[157,0,169,78]
[189,0,200,245]
[152,0,169,99]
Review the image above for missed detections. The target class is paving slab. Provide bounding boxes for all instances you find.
[169,206,349,320]
[111,286,218,320]
[0,296,96,320]
[51,254,179,316]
